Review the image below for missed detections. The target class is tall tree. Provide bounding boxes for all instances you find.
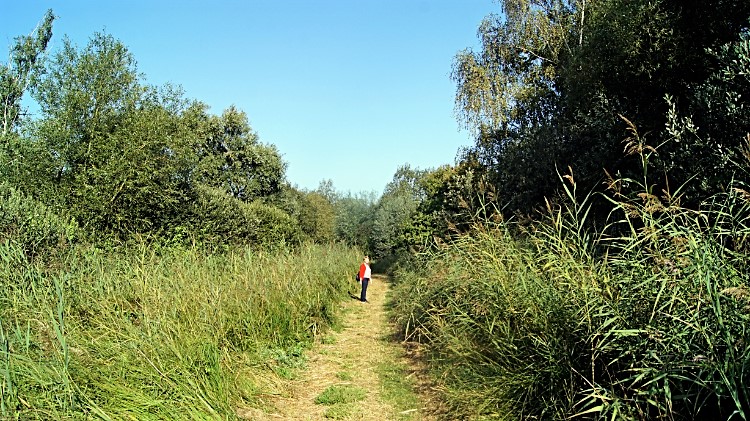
[32,32,197,234]
[559,0,750,202]
[453,0,750,215]
[452,0,572,134]
[451,0,576,213]
[334,191,376,249]
[0,11,55,192]
[191,105,286,201]
[0,9,54,137]
[298,191,336,243]
[34,32,142,182]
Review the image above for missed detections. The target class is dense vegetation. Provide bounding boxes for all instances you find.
[4,1,750,419]
[1,11,378,250]
[0,11,376,419]
[380,0,750,419]
[392,162,750,419]
[1,241,359,418]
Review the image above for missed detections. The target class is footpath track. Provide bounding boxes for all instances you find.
[246,274,436,421]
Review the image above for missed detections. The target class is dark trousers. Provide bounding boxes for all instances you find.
[360,278,370,302]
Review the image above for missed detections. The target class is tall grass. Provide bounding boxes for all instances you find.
[391,156,750,418]
[0,241,359,419]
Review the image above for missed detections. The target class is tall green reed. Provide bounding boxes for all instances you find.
[0,319,12,414]
[391,120,750,419]
[0,241,359,419]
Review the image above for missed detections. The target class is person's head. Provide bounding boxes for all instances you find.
[364,256,370,264]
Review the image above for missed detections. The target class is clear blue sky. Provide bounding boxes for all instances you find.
[2,1,496,195]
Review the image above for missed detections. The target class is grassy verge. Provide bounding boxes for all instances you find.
[0,241,360,419]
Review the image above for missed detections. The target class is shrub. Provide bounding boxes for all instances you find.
[0,183,79,258]
[183,185,302,247]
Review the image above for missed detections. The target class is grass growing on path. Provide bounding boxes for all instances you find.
[266,274,429,420]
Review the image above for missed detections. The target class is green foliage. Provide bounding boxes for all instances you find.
[30,33,200,236]
[298,191,336,243]
[0,11,57,199]
[0,183,78,258]
[452,0,567,132]
[673,27,750,198]
[191,104,286,201]
[0,242,359,419]
[269,181,340,244]
[452,1,750,218]
[2,17,324,250]
[0,16,373,419]
[389,162,496,261]
[187,184,302,246]
[34,32,142,170]
[0,9,54,136]
[560,2,750,206]
[388,41,750,409]
[332,191,377,249]
[371,192,417,259]
[14,28,300,245]
[390,159,750,419]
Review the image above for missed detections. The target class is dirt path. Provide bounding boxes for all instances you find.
[251,274,436,421]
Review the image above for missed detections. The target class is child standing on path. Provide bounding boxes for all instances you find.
[358,256,371,302]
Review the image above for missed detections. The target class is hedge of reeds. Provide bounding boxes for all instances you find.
[0,241,359,419]
[391,175,750,420]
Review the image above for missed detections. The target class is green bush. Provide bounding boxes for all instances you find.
[183,185,302,247]
[0,183,79,258]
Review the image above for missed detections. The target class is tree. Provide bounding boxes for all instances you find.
[453,0,750,216]
[192,105,286,201]
[315,179,338,204]
[33,32,142,182]
[451,0,577,214]
[452,0,572,134]
[298,191,336,243]
[0,11,55,193]
[0,9,54,137]
[334,191,376,249]
[32,32,197,234]
[369,165,425,260]
[673,23,750,197]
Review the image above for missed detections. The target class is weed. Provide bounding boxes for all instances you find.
[335,371,353,381]
[314,385,366,405]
